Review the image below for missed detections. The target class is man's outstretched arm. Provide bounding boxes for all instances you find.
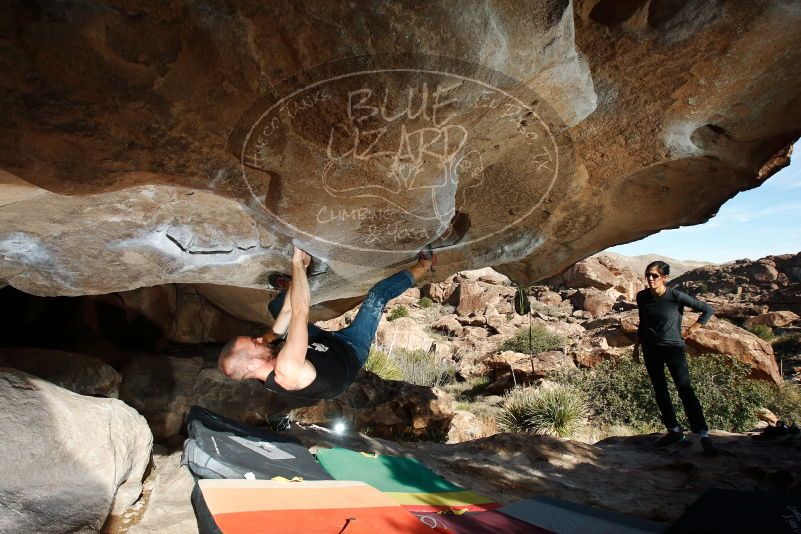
[273,247,316,389]
[269,283,293,338]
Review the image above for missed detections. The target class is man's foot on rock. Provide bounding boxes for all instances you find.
[655,429,687,447]
[416,211,471,273]
[268,273,292,292]
[417,244,437,272]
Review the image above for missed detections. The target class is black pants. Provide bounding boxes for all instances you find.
[642,345,708,433]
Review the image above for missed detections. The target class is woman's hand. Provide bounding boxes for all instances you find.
[682,322,702,339]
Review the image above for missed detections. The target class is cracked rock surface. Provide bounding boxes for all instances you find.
[1,1,799,318]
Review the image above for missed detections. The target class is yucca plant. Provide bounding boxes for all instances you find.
[498,385,587,438]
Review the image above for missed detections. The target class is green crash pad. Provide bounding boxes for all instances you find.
[315,447,462,493]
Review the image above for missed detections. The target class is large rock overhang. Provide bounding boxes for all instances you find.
[1,1,799,320]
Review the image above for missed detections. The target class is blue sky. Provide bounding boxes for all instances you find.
[607,151,801,264]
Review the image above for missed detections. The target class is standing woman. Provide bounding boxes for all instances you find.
[632,260,717,453]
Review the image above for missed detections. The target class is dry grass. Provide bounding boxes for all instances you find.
[364,347,403,381]
[393,348,456,387]
[367,346,456,388]
[498,324,566,354]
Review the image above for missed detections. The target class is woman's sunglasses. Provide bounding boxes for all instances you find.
[645,273,662,280]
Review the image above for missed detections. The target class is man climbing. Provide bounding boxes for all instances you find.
[218,245,434,406]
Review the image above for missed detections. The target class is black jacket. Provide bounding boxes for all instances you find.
[636,288,714,347]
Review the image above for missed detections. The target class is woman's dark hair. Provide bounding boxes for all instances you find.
[645,260,670,276]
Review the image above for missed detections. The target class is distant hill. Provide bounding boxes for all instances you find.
[594,252,713,278]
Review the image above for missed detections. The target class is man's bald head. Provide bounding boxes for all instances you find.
[218,336,275,380]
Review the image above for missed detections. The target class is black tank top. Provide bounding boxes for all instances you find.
[263,334,359,400]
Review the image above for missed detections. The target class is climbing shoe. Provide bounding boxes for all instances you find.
[655,429,687,447]
[417,211,471,273]
[417,244,437,272]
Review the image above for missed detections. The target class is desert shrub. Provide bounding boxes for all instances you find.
[498,385,587,438]
[773,333,801,358]
[697,283,709,294]
[466,375,491,393]
[364,347,402,381]
[367,347,456,387]
[393,348,456,388]
[682,354,772,432]
[478,412,500,437]
[393,426,448,443]
[766,383,801,424]
[453,375,493,400]
[418,296,434,308]
[559,352,776,432]
[497,387,538,433]
[387,305,409,321]
[563,357,662,432]
[526,386,588,438]
[499,324,566,354]
[748,324,774,341]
